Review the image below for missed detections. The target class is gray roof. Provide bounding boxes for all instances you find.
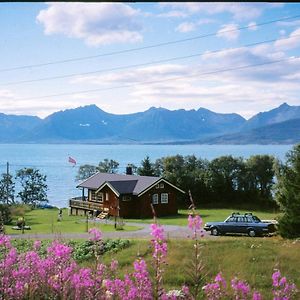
[77,173,160,195]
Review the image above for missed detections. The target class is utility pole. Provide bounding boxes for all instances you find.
[6,162,9,205]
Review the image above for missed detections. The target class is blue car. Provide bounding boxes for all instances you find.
[204,212,277,237]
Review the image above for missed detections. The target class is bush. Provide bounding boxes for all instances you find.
[0,204,12,224]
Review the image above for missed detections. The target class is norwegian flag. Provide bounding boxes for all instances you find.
[68,156,76,165]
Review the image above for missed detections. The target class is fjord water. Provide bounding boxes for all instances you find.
[0,144,292,208]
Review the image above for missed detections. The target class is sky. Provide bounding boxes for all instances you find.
[1,2,300,119]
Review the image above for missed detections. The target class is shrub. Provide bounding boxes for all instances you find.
[0,204,12,224]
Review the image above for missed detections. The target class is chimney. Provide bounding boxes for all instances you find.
[126,164,133,175]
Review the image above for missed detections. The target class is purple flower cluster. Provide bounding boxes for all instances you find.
[188,214,205,239]
[272,269,298,300]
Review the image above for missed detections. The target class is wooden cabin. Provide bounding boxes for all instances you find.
[69,171,185,218]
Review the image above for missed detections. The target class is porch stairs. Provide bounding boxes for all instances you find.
[97,211,109,219]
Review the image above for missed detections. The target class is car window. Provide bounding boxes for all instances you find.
[252,216,261,222]
[237,217,246,222]
[226,217,235,222]
[246,217,253,222]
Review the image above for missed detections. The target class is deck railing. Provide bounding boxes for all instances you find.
[69,198,104,211]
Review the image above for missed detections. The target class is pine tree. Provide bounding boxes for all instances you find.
[275,144,300,238]
[0,173,15,205]
[137,156,156,176]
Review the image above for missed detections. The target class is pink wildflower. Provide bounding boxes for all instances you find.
[33,240,41,251]
[88,228,102,242]
[252,291,262,300]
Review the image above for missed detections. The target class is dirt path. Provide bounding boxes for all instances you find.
[9,221,213,240]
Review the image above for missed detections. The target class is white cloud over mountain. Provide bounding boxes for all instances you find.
[217,24,240,41]
[37,3,143,46]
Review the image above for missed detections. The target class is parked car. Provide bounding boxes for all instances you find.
[204,212,277,237]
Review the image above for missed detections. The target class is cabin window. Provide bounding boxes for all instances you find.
[152,194,158,204]
[122,195,132,201]
[159,183,164,188]
[105,193,109,201]
[161,193,168,204]
[155,184,159,189]
[98,192,104,202]
[90,190,96,201]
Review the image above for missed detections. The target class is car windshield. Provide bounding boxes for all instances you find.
[252,216,261,222]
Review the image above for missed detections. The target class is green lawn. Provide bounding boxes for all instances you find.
[125,208,280,226]
[6,208,141,235]
[5,207,280,234]
[97,237,300,299]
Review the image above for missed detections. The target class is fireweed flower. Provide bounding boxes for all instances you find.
[252,291,262,300]
[272,269,298,300]
[188,214,204,239]
[88,227,102,242]
[0,234,11,249]
[203,272,227,299]
[33,240,41,251]
[151,223,167,298]
[231,277,251,299]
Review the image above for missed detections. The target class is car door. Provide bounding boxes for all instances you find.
[237,216,249,234]
[223,216,236,233]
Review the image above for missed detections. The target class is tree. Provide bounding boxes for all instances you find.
[97,159,119,173]
[0,173,15,205]
[137,156,156,176]
[76,164,98,181]
[246,155,275,199]
[275,144,300,238]
[16,168,48,207]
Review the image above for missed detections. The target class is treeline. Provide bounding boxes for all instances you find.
[77,154,277,209]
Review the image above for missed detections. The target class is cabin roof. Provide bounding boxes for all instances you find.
[77,173,159,195]
[77,172,185,195]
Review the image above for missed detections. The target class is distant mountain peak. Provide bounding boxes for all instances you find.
[278,102,290,109]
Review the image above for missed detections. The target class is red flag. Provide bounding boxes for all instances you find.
[68,156,76,165]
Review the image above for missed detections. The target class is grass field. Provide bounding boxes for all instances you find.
[6,208,141,235]
[97,237,300,299]
[125,208,280,226]
[5,207,279,235]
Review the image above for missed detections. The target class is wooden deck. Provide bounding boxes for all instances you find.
[69,197,104,211]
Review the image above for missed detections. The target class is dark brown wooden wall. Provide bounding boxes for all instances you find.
[138,184,178,218]
[88,182,180,218]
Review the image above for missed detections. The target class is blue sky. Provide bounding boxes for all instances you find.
[1,2,300,119]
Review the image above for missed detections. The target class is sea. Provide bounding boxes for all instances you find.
[0,144,293,208]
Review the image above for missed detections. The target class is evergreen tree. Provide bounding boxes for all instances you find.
[275,144,300,238]
[16,168,48,207]
[0,173,15,205]
[137,156,156,176]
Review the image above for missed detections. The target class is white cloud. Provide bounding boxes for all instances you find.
[65,45,300,118]
[175,18,215,33]
[37,3,143,46]
[159,3,273,20]
[274,27,300,50]
[0,89,15,99]
[157,10,187,18]
[248,22,257,31]
[217,24,240,41]
[176,22,197,33]
[277,20,300,27]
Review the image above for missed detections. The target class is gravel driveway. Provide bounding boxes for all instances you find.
[9,220,213,240]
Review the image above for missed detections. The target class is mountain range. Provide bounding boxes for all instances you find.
[0,102,299,144]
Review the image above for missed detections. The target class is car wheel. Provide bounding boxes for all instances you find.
[211,227,219,236]
[248,229,256,237]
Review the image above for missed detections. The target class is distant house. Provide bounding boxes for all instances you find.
[69,170,185,218]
